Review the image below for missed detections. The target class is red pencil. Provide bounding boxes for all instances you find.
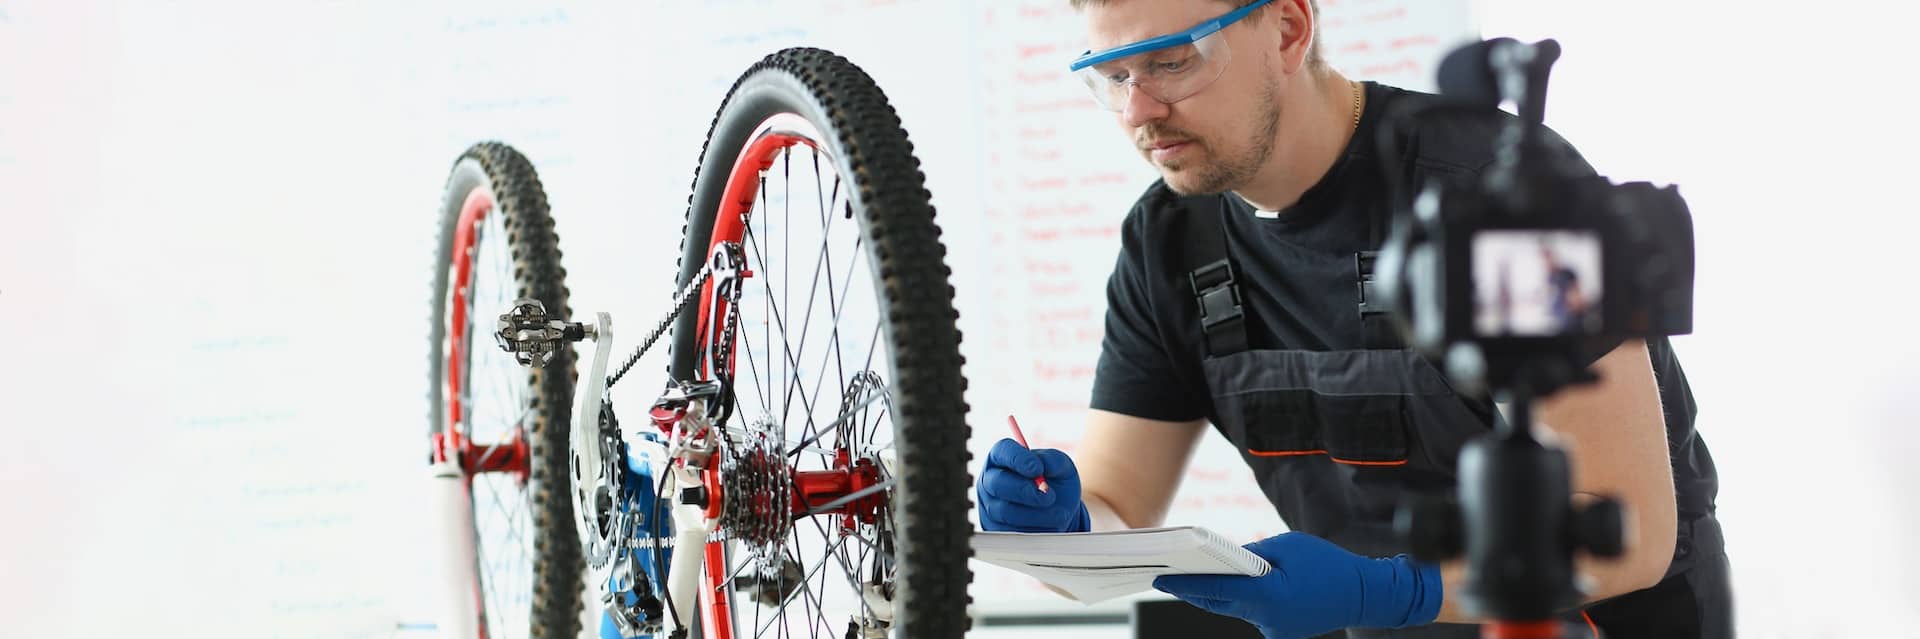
[1006,415,1050,494]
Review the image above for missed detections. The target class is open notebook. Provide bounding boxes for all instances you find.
[971,526,1270,603]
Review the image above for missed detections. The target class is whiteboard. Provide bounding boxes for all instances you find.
[0,0,1475,635]
[956,0,1479,618]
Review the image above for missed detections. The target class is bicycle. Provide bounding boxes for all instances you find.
[426,48,974,639]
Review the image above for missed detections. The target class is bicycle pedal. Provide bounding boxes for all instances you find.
[493,298,588,367]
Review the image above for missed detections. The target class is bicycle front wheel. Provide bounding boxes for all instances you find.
[669,47,973,639]
[428,141,584,639]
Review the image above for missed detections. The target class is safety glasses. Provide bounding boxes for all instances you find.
[1068,0,1270,112]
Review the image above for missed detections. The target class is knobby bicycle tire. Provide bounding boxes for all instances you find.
[669,47,974,637]
[429,141,584,639]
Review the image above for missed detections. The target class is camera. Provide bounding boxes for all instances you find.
[1382,38,1701,627]
[1376,38,1696,396]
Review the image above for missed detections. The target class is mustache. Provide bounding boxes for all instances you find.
[1137,125,1200,150]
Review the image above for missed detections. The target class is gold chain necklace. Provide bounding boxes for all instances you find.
[1350,80,1363,129]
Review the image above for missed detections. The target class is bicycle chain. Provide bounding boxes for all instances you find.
[605,241,746,389]
[588,241,744,582]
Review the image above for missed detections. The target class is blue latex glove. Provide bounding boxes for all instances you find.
[1153,532,1443,639]
[977,438,1090,533]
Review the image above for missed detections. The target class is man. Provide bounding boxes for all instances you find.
[975,1,1732,637]
[1540,242,1591,334]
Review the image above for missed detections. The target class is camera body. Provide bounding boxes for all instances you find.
[1385,38,1702,626]
[1376,39,1695,395]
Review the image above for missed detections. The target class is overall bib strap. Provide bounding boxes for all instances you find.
[1189,202,1250,357]
[1358,126,1422,351]
[1356,248,1400,349]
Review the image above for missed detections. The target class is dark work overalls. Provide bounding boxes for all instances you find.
[1177,193,1732,638]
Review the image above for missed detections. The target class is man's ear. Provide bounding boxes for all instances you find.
[1273,0,1316,74]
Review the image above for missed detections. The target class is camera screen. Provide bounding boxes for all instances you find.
[1472,230,1603,337]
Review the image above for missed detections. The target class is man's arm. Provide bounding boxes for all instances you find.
[1432,339,1678,623]
[1077,409,1209,530]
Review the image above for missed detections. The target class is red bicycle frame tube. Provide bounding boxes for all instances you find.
[700,537,733,637]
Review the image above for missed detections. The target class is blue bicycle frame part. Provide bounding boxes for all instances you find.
[601,434,675,639]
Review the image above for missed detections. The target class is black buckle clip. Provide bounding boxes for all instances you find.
[1189,259,1244,330]
[1356,250,1388,316]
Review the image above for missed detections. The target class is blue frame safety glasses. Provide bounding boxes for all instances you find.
[1068,0,1271,112]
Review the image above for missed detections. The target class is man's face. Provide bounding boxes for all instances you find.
[1082,0,1281,195]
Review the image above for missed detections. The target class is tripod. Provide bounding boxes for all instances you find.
[1402,353,1625,639]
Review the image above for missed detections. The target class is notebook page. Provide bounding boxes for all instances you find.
[970,526,1269,603]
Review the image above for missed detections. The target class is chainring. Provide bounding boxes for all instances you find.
[576,400,627,571]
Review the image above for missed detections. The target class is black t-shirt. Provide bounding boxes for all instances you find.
[1091,81,1720,521]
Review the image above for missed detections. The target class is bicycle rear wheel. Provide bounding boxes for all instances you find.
[428,142,584,639]
[669,47,973,638]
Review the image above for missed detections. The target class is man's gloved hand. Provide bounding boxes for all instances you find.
[1153,532,1443,639]
[976,438,1091,533]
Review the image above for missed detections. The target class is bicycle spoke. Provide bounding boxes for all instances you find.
[511,483,532,607]
[783,542,830,639]
[741,220,810,433]
[777,349,819,445]
[846,529,871,634]
[800,152,849,428]
[477,481,531,623]
[779,193,864,458]
[752,534,850,638]
[469,220,534,473]
[474,522,504,632]
[471,402,533,468]
[744,218,777,407]
[477,347,519,424]
[817,160,850,416]
[841,526,884,557]
[781,171,791,426]
[795,542,836,639]
[739,330,772,421]
[479,479,528,551]
[780,160,840,442]
[819,233,863,419]
[762,204,775,419]
[858,324,888,452]
[715,424,835,457]
[738,191,821,436]
[479,217,524,405]
[741,231,774,417]
[794,183,858,440]
[786,389,886,459]
[806,515,880,622]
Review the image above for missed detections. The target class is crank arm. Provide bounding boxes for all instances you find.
[571,312,614,542]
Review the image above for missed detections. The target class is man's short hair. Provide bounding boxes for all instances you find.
[1068,0,1328,71]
